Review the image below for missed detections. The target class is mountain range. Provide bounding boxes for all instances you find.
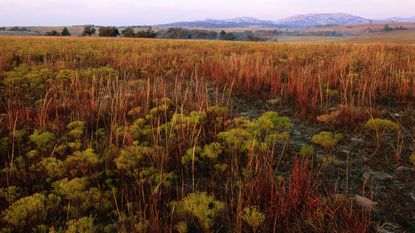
[158,13,415,28]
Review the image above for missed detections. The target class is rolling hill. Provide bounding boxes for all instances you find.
[158,13,414,28]
[158,17,275,28]
[274,13,371,28]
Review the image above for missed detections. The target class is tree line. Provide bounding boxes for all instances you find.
[45,25,264,41]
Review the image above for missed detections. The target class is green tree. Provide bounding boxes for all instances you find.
[219,30,236,41]
[46,30,60,36]
[136,27,157,38]
[61,27,71,36]
[383,24,392,32]
[82,25,96,36]
[98,27,120,37]
[121,27,136,37]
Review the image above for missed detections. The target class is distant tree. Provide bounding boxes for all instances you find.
[45,30,60,36]
[383,24,392,32]
[98,27,120,37]
[9,27,30,32]
[0,27,5,31]
[219,31,236,41]
[395,26,407,31]
[159,28,221,40]
[245,31,262,41]
[82,25,96,36]
[219,30,226,39]
[135,27,157,38]
[61,27,71,36]
[121,27,136,37]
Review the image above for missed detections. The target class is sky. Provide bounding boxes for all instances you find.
[1,0,414,26]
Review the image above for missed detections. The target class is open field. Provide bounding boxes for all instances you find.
[0,36,415,232]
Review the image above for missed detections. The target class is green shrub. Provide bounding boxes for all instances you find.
[320,155,343,165]
[3,193,47,231]
[241,206,266,233]
[217,128,251,153]
[174,221,188,233]
[365,118,399,152]
[311,131,343,155]
[114,146,153,172]
[130,118,152,140]
[29,130,55,148]
[182,146,202,165]
[36,157,66,181]
[65,148,100,176]
[54,177,88,202]
[299,144,315,158]
[67,121,87,139]
[65,217,95,233]
[201,142,222,160]
[171,192,224,232]
[256,111,293,135]
[365,118,399,132]
[0,186,22,204]
[265,132,290,147]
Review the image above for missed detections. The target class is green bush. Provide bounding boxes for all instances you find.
[67,121,87,139]
[36,157,66,181]
[364,118,399,152]
[171,192,224,232]
[311,131,343,155]
[114,146,153,172]
[241,206,266,233]
[299,144,315,158]
[201,142,222,160]
[174,221,188,233]
[29,130,55,148]
[65,217,95,233]
[65,148,100,176]
[3,193,47,231]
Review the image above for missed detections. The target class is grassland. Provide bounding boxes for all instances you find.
[0,36,414,232]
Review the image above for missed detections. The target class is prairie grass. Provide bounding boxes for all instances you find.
[1,36,410,232]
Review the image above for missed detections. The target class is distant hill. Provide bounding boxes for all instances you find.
[158,13,415,29]
[380,17,415,23]
[274,13,371,28]
[158,17,275,28]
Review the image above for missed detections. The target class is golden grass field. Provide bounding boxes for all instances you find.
[0,36,415,232]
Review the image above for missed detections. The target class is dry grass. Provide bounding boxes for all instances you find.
[1,36,412,232]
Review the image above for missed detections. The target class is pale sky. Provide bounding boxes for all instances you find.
[1,0,414,26]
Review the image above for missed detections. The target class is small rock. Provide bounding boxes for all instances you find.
[355,195,377,210]
[316,110,342,124]
[340,149,351,155]
[351,137,365,143]
[391,112,401,118]
[396,166,415,173]
[267,98,281,105]
[363,170,393,181]
[292,129,301,136]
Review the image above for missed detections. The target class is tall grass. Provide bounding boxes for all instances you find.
[0,36,404,232]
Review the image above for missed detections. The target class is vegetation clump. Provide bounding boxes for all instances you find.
[3,193,47,231]
[299,144,315,158]
[311,131,343,155]
[1,37,404,232]
[364,118,399,154]
[241,206,266,233]
[171,192,224,232]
